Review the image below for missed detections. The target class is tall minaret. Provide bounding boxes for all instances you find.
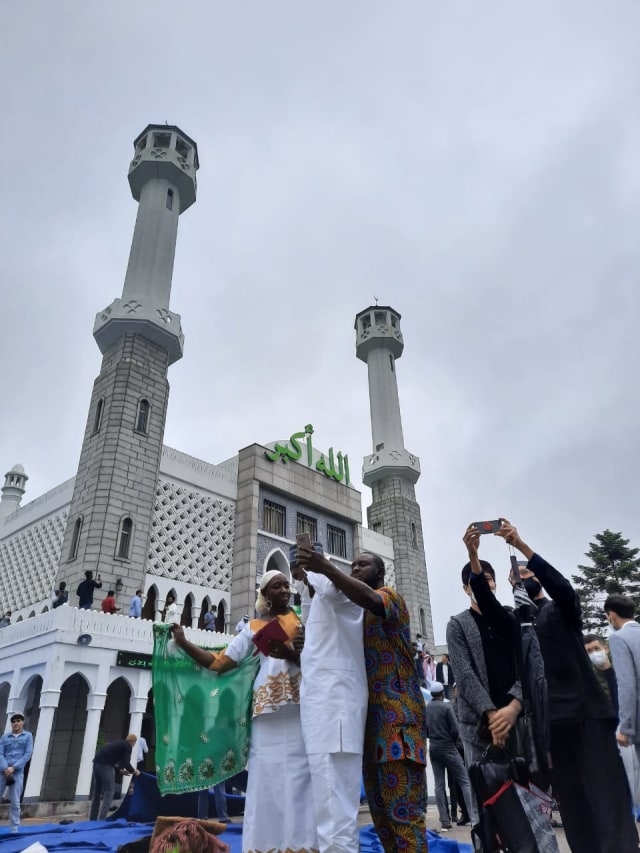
[355,305,434,649]
[57,125,199,602]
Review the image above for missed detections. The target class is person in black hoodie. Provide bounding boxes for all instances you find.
[469,519,638,853]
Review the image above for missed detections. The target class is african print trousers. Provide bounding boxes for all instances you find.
[363,758,428,853]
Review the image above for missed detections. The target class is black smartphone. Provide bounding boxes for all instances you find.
[472,520,502,535]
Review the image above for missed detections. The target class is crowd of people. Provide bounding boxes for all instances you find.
[3,518,640,852]
[171,520,640,853]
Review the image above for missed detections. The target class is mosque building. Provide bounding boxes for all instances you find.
[0,124,433,807]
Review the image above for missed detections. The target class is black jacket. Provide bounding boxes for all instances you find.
[435,661,455,687]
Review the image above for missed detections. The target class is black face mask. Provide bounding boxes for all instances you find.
[523,577,542,599]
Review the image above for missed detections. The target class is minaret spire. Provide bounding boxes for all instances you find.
[355,305,434,648]
[57,125,199,602]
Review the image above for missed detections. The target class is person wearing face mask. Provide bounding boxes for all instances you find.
[495,520,638,853]
[583,634,618,716]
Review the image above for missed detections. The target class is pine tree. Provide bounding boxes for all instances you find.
[571,530,640,632]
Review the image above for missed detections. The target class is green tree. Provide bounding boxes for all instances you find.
[572,530,640,632]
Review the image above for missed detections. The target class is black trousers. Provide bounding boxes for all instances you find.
[550,718,639,853]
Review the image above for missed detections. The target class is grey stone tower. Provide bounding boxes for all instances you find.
[57,125,199,603]
[355,305,434,649]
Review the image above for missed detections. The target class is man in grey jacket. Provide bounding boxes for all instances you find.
[446,553,523,827]
[605,594,640,758]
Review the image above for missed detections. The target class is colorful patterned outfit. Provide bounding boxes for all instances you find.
[363,587,428,853]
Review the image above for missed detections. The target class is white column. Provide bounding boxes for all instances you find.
[23,690,60,802]
[191,604,202,629]
[75,693,107,800]
[121,687,149,795]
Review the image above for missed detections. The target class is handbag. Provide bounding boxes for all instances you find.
[485,780,560,853]
[468,746,518,853]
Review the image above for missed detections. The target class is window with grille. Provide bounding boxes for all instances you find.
[296,513,317,541]
[263,500,286,537]
[327,524,347,558]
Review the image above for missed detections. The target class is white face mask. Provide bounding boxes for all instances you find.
[469,590,477,605]
[589,650,607,666]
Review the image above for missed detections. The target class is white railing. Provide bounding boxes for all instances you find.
[0,605,229,649]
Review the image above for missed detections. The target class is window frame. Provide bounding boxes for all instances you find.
[263,499,286,537]
[116,516,134,560]
[327,524,347,559]
[135,398,151,435]
[296,512,317,541]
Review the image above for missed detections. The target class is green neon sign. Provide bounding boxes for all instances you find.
[265,424,351,485]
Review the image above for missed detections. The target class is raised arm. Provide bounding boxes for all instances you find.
[498,520,581,627]
[171,624,236,673]
[297,548,384,616]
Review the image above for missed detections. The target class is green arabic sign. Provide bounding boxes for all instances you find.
[265,424,350,485]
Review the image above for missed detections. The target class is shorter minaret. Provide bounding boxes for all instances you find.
[0,464,28,521]
[355,305,434,649]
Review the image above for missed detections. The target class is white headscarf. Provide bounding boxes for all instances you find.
[255,569,285,615]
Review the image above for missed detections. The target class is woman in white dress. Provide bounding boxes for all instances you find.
[172,570,318,853]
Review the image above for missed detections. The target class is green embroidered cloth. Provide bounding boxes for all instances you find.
[152,623,258,795]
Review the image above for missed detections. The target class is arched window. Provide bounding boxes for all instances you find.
[92,398,104,434]
[410,522,418,549]
[69,516,83,561]
[116,517,133,560]
[420,607,427,636]
[135,399,150,434]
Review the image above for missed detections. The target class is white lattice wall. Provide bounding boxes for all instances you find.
[0,511,68,610]
[147,480,235,591]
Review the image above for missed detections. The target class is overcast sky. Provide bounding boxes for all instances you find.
[2,2,640,642]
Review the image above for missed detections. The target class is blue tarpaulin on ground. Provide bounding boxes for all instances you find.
[0,772,471,853]
[0,822,471,853]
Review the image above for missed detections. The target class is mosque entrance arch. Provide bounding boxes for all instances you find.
[215,600,226,633]
[0,682,10,734]
[142,585,157,621]
[99,677,131,748]
[181,594,194,628]
[41,673,89,801]
[263,548,290,580]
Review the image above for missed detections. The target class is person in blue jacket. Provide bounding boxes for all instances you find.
[0,713,33,832]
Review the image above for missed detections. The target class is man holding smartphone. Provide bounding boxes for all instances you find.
[298,543,427,853]
[293,535,368,853]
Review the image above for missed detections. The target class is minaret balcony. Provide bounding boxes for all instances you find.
[362,448,421,486]
[93,298,184,364]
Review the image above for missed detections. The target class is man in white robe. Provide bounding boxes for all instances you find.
[293,545,368,853]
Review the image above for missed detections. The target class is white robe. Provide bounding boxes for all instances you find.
[300,572,368,853]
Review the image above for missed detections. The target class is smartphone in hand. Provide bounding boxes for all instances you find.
[296,532,312,550]
[472,520,502,535]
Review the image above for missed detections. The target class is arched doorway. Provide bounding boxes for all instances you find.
[42,674,89,800]
[263,548,290,580]
[21,675,43,793]
[142,585,157,621]
[198,597,211,630]
[181,594,194,627]
[141,688,155,773]
[99,677,132,749]
[0,682,10,733]
[215,600,226,633]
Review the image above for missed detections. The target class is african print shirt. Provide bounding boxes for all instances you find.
[364,587,427,765]
[218,610,302,718]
